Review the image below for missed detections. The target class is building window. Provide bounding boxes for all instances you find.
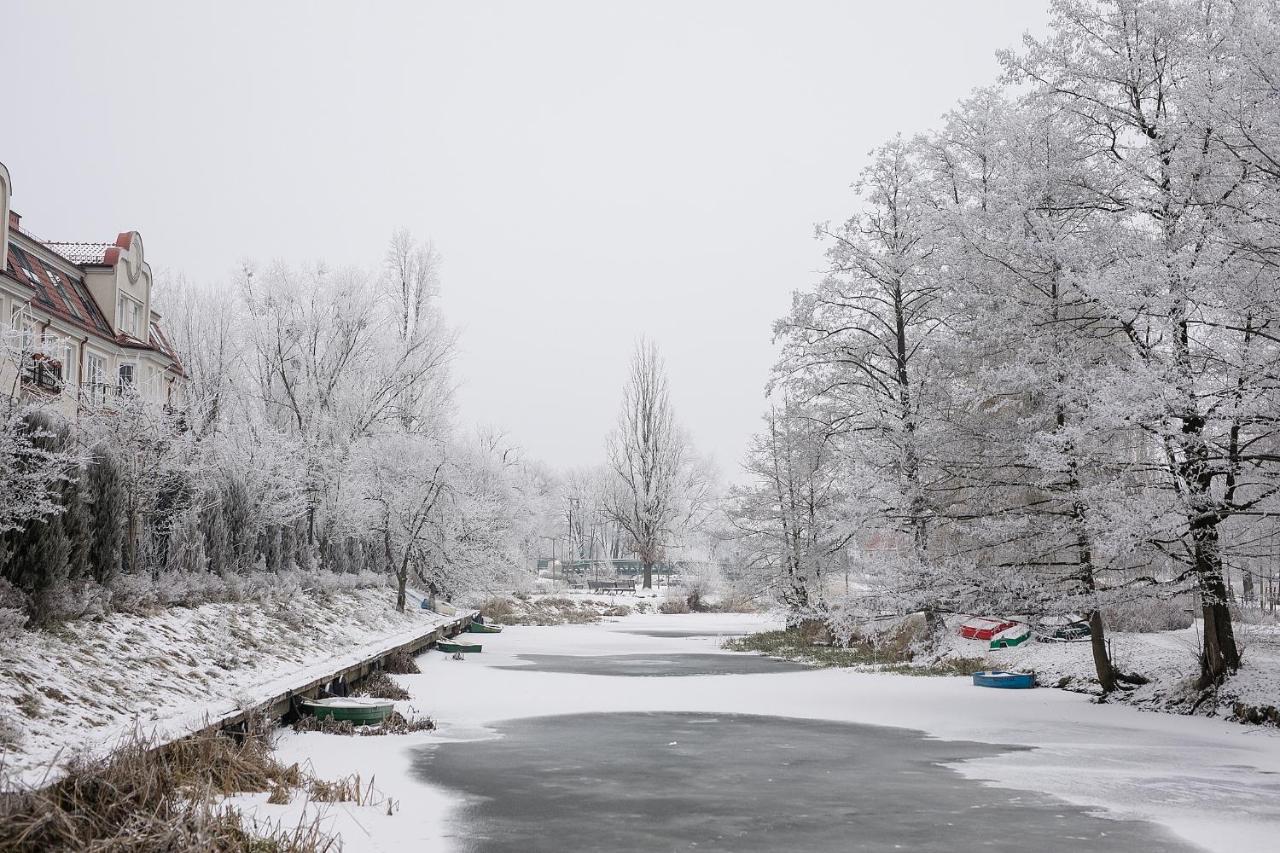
[10,246,40,284]
[62,344,76,385]
[118,294,143,338]
[118,362,135,394]
[9,308,35,350]
[45,264,84,320]
[86,352,105,384]
[85,352,108,404]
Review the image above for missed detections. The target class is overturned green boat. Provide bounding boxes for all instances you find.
[438,639,483,653]
[300,697,395,725]
[989,624,1031,649]
[465,621,503,634]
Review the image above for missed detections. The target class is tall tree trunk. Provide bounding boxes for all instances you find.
[1195,523,1240,687]
[385,527,406,612]
[642,561,653,590]
[126,508,141,577]
[1088,610,1117,693]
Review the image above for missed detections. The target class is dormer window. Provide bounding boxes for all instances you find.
[11,246,40,284]
[45,264,84,320]
[118,294,143,338]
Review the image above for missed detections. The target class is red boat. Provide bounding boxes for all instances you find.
[958,617,1020,641]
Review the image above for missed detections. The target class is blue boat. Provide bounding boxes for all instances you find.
[972,670,1036,689]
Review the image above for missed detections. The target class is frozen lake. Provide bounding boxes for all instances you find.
[413,711,1195,852]
[260,612,1280,852]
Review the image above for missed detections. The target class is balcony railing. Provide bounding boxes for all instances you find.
[20,356,63,394]
[80,381,120,405]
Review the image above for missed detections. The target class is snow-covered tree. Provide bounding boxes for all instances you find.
[605,339,700,589]
[775,137,945,567]
[726,398,855,615]
[1000,0,1280,686]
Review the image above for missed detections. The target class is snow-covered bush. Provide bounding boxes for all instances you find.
[108,573,160,614]
[1106,598,1195,634]
[658,593,690,614]
[0,577,28,639]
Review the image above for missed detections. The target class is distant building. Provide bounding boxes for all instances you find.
[0,161,184,416]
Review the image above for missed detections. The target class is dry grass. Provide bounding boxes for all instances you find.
[13,694,41,719]
[381,650,421,675]
[0,722,337,852]
[306,773,377,804]
[724,629,985,676]
[0,718,19,751]
[356,671,410,701]
[716,591,760,613]
[658,597,691,614]
[478,595,619,626]
[478,597,516,621]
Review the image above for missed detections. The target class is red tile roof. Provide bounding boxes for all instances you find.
[5,241,113,337]
[4,237,185,376]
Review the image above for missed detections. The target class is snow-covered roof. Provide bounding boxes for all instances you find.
[43,240,116,265]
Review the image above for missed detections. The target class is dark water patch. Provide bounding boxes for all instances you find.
[413,712,1196,853]
[494,653,811,677]
[619,629,738,638]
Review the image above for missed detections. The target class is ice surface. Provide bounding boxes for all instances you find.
[245,612,1280,852]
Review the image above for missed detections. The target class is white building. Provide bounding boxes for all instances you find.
[0,161,184,417]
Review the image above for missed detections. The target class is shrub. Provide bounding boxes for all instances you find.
[658,595,690,614]
[1106,597,1195,633]
[358,671,410,700]
[716,590,759,613]
[383,649,421,675]
[479,596,517,621]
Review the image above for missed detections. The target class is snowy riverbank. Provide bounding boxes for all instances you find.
[959,616,1280,720]
[0,583,454,789]
[236,612,1280,852]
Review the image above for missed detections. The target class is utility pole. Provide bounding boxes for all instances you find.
[567,495,581,581]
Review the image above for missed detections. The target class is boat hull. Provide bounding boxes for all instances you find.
[466,622,503,634]
[301,699,395,725]
[438,640,483,653]
[989,627,1031,649]
[971,670,1036,689]
[1050,622,1091,642]
[959,618,1019,640]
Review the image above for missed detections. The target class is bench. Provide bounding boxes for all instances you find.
[587,580,636,594]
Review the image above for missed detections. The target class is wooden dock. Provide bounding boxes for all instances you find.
[214,609,476,736]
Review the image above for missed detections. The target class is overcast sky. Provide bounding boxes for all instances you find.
[1,0,1048,477]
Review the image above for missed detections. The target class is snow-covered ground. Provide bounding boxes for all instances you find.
[240,611,1280,853]
[0,586,456,788]
[938,615,1280,717]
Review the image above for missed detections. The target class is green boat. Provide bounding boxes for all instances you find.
[465,621,503,634]
[300,697,395,725]
[438,640,483,654]
[989,625,1031,649]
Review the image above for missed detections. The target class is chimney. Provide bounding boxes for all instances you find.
[7,210,18,231]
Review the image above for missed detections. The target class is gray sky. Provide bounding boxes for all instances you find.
[1,0,1048,476]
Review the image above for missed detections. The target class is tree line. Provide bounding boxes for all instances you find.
[0,230,545,630]
[728,0,1280,690]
